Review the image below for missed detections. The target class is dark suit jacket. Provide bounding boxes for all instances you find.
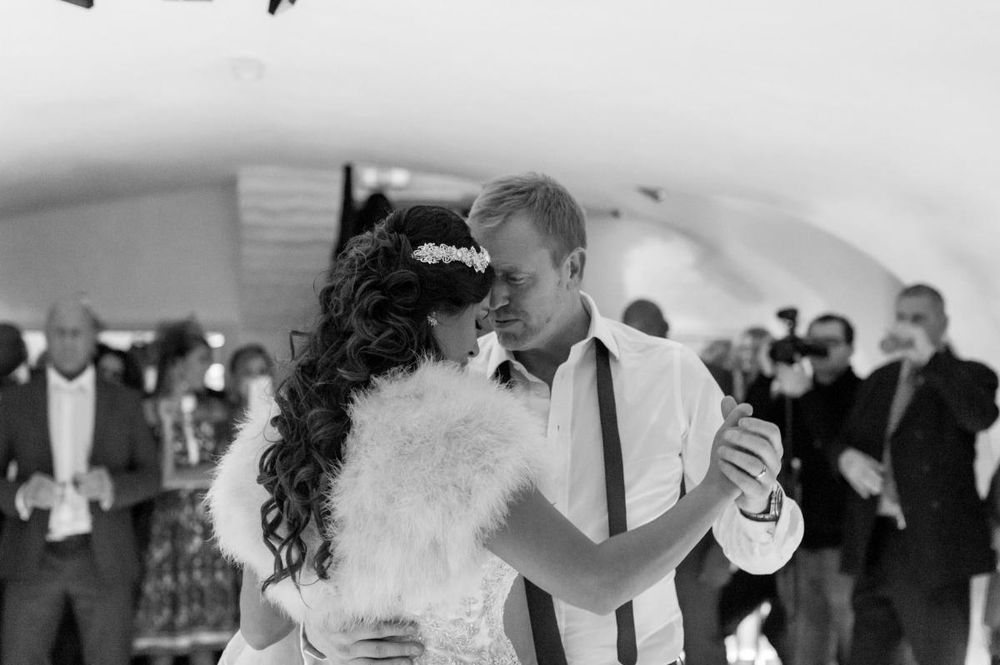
[0,373,159,583]
[832,349,999,589]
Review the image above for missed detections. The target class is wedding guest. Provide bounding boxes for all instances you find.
[133,320,238,665]
[0,297,158,665]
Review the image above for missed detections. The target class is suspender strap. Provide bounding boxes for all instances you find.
[494,344,638,665]
[524,577,569,665]
[594,340,638,665]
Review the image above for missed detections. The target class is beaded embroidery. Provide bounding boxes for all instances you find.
[412,243,491,273]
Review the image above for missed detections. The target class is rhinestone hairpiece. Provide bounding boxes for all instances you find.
[412,243,491,273]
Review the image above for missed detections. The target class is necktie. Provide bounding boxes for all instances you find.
[878,364,917,529]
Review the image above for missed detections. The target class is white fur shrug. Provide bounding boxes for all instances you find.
[207,360,547,625]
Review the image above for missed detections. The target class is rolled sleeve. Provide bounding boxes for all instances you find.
[713,488,803,574]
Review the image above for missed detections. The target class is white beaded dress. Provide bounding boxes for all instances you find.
[209,361,547,664]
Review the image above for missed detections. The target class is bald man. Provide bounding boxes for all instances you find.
[0,298,159,665]
[834,284,998,665]
[621,299,670,338]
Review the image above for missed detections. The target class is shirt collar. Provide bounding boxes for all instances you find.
[47,364,95,394]
[481,291,620,379]
[580,292,621,360]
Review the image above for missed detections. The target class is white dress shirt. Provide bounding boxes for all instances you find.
[469,293,803,664]
[15,366,96,540]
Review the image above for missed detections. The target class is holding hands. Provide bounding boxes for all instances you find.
[20,472,60,511]
[708,397,784,515]
[18,467,114,515]
[74,466,114,510]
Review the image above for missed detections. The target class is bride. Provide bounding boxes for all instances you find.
[208,205,789,664]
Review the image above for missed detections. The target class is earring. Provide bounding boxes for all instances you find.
[427,314,439,327]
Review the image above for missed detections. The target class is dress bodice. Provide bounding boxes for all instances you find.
[405,556,520,665]
[155,390,233,468]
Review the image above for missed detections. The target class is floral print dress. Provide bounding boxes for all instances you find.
[133,390,239,656]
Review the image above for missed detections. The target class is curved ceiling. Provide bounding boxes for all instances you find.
[3,0,1000,357]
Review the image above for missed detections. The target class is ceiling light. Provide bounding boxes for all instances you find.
[359,167,412,190]
[637,186,667,203]
[60,0,94,7]
[230,56,266,82]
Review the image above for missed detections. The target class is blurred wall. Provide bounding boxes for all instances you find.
[0,183,242,331]
[584,206,902,374]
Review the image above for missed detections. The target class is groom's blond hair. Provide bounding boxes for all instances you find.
[468,172,587,265]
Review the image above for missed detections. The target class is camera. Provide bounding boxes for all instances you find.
[768,307,830,364]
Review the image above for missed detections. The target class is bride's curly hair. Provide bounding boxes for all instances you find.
[258,205,494,590]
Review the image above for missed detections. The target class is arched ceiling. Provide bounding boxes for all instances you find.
[3,0,1000,357]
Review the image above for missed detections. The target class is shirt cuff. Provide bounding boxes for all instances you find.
[14,484,32,521]
[300,623,328,663]
[99,480,115,512]
[714,488,803,574]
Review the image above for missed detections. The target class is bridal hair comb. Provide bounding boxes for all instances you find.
[412,243,491,273]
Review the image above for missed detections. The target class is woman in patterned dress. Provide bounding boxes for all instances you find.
[134,320,239,665]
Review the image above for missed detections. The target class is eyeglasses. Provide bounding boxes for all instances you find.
[806,337,846,348]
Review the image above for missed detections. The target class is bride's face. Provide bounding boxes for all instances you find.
[432,298,490,366]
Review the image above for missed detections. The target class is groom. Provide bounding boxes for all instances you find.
[311,173,802,664]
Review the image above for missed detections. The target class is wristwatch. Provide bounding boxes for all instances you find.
[739,485,784,523]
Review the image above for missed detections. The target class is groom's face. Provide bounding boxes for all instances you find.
[472,212,574,352]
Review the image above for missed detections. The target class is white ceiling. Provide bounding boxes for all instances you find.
[3,0,1000,355]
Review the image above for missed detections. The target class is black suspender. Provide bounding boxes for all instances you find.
[494,338,638,665]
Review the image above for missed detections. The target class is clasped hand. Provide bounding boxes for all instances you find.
[887,321,936,367]
[706,396,783,515]
[838,447,884,499]
[773,361,811,398]
[21,468,114,512]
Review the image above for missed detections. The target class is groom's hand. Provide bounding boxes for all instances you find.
[714,397,783,515]
[304,619,424,664]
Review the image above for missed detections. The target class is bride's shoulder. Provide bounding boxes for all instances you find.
[349,359,540,449]
[331,360,546,617]
[336,357,546,524]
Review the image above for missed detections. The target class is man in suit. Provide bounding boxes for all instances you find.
[834,283,999,665]
[0,297,159,665]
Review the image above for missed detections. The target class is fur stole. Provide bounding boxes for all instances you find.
[208,360,547,625]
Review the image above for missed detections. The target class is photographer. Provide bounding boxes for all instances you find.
[771,312,862,665]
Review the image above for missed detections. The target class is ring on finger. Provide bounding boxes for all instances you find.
[753,466,767,479]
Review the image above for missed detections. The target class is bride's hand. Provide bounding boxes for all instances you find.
[711,397,783,515]
[302,616,425,664]
[703,396,751,500]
